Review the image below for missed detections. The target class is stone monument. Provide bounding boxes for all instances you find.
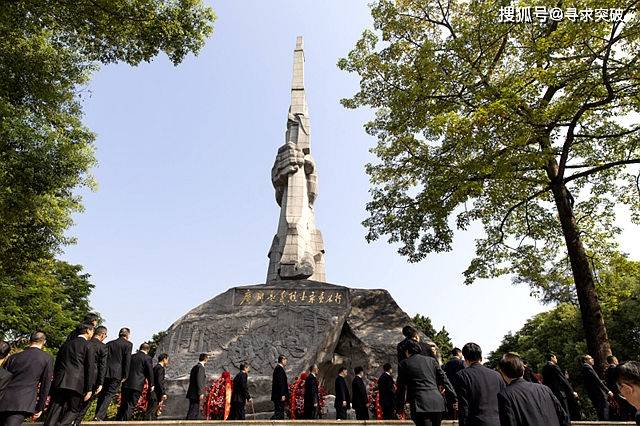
[155,37,435,418]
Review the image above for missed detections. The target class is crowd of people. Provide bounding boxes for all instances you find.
[1,317,640,426]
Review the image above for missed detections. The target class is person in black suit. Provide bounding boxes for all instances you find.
[397,326,435,364]
[378,363,396,420]
[65,313,100,343]
[73,325,108,425]
[229,363,252,420]
[185,353,208,420]
[44,323,96,426]
[94,327,133,420]
[616,361,640,416]
[605,355,636,420]
[352,366,369,420]
[397,340,456,426]
[0,341,12,401]
[497,353,569,426]
[115,342,154,421]
[334,366,350,419]
[0,332,53,426]
[443,348,464,419]
[452,342,504,426]
[580,354,613,420]
[271,354,289,420]
[145,353,169,420]
[541,353,578,421]
[303,364,321,419]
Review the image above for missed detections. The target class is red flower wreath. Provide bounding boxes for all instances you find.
[367,378,383,420]
[286,371,327,419]
[202,371,233,420]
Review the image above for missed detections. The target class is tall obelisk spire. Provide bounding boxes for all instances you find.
[267,36,326,283]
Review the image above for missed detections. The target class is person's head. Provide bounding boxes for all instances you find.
[383,362,392,374]
[239,363,249,373]
[498,353,525,384]
[451,348,462,359]
[29,331,47,348]
[354,366,364,377]
[158,353,169,366]
[462,343,482,364]
[82,312,100,327]
[0,341,10,362]
[338,366,348,377]
[547,353,557,364]
[93,326,108,342]
[404,339,422,359]
[199,353,208,364]
[617,361,640,409]
[580,354,594,366]
[402,325,416,338]
[278,354,288,367]
[119,328,130,340]
[310,364,319,374]
[78,323,95,339]
[607,355,618,365]
[139,342,150,353]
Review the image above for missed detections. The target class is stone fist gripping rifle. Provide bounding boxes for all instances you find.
[267,37,325,283]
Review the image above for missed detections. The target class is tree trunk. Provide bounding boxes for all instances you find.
[550,180,612,375]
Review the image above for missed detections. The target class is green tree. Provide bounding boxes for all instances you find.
[0,260,95,350]
[1,1,215,343]
[412,314,454,357]
[148,331,168,359]
[339,0,640,371]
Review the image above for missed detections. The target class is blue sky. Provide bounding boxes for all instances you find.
[62,0,640,357]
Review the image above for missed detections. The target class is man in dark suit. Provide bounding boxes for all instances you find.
[185,353,208,420]
[229,363,252,420]
[334,366,350,419]
[271,354,289,420]
[378,363,396,420]
[397,340,456,426]
[616,361,640,418]
[541,353,578,421]
[497,353,569,426]
[94,327,133,420]
[145,353,169,420]
[397,326,435,364]
[443,348,464,419]
[580,354,613,420]
[303,364,320,419]
[45,323,95,426]
[452,342,504,426]
[115,342,154,421]
[352,366,369,420]
[74,325,108,425]
[65,313,100,343]
[605,355,636,420]
[0,332,53,426]
[0,341,12,401]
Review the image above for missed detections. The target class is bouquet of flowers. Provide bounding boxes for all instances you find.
[202,371,232,420]
[287,371,327,419]
[367,377,383,420]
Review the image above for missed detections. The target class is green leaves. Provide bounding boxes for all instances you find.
[340,0,640,291]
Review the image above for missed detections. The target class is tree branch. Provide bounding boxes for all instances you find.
[564,159,640,184]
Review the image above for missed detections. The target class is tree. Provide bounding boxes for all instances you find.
[148,331,168,359]
[0,260,95,350]
[1,1,215,343]
[339,0,640,371]
[412,314,454,357]
[487,253,640,403]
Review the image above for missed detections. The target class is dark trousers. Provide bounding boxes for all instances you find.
[382,404,396,420]
[186,398,200,420]
[94,378,120,420]
[115,388,140,421]
[145,392,160,420]
[336,406,348,419]
[45,388,83,426]
[74,391,99,425]
[355,405,369,420]
[229,401,246,420]
[271,399,285,420]
[0,412,29,426]
[411,411,443,426]
[592,397,610,421]
[303,405,318,419]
